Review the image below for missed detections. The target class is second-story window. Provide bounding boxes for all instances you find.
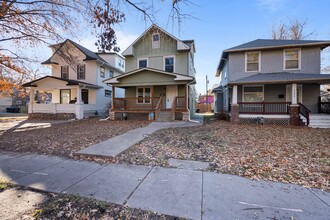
[284,49,300,70]
[77,64,85,80]
[152,33,160,49]
[138,58,148,68]
[100,67,105,78]
[164,56,174,73]
[109,70,114,78]
[61,66,69,79]
[246,52,260,72]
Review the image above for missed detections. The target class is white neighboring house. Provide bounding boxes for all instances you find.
[23,39,124,119]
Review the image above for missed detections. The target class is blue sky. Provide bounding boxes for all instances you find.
[32,0,330,95]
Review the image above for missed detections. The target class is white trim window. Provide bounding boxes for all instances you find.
[243,85,264,102]
[245,51,260,72]
[152,33,160,49]
[109,70,114,78]
[164,56,175,73]
[136,87,151,104]
[61,66,69,79]
[137,58,148,68]
[77,64,86,80]
[105,89,112,97]
[100,67,105,78]
[284,49,300,70]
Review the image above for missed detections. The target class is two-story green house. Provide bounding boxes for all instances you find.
[105,24,196,121]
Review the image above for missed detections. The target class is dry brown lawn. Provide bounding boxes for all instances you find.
[0,118,149,157]
[116,120,330,191]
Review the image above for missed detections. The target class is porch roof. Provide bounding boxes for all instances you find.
[103,67,195,86]
[22,76,102,89]
[228,72,330,85]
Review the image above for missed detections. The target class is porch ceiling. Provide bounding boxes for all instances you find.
[228,72,330,85]
[104,67,194,87]
[22,76,102,89]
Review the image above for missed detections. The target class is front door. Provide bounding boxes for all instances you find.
[166,85,178,109]
[82,89,89,104]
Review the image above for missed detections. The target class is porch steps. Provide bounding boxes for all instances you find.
[308,114,330,128]
[157,111,173,122]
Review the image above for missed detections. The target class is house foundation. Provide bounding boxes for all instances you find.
[230,104,239,123]
[289,105,300,126]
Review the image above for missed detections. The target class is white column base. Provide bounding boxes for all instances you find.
[75,103,84,119]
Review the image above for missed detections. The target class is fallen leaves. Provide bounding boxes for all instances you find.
[0,118,149,157]
[117,120,330,191]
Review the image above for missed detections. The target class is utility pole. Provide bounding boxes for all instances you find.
[206,75,209,112]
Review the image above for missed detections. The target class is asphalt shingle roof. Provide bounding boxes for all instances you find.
[225,39,330,52]
[42,39,107,64]
[228,72,330,85]
[22,76,102,88]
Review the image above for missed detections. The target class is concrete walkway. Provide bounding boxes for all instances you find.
[0,151,329,220]
[77,118,203,157]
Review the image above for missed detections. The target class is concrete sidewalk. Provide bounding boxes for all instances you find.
[0,152,329,219]
[77,119,203,157]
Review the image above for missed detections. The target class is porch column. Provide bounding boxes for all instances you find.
[232,85,238,104]
[75,86,83,119]
[289,83,300,126]
[231,85,239,123]
[185,84,188,111]
[111,86,115,111]
[291,83,298,104]
[28,88,35,113]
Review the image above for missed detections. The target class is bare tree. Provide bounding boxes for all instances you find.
[271,18,315,40]
[0,0,190,94]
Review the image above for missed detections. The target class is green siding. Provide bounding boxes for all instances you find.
[125,30,189,75]
[117,71,189,87]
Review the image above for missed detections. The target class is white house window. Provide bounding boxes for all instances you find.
[152,33,160,49]
[164,56,175,73]
[245,52,260,72]
[105,90,112,97]
[61,66,69,79]
[284,49,300,70]
[109,70,114,78]
[138,58,148,68]
[243,86,264,102]
[100,67,105,78]
[77,64,85,79]
[137,87,151,104]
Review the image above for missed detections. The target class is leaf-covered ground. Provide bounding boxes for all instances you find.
[0,118,149,157]
[0,182,182,219]
[30,194,183,220]
[116,120,330,191]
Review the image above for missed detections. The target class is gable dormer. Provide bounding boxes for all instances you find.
[122,24,194,76]
[122,24,190,57]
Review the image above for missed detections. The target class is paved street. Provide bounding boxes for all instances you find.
[0,151,329,219]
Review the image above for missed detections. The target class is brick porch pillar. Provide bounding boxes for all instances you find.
[231,104,239,123]
[289,104,300,126]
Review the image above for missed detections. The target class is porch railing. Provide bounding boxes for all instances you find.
[298,102,311,126]
[154,96,163,121]
[238,102,290,114]
[174,96,187,111]
[112,97,160,112]
[319,101,330,114]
